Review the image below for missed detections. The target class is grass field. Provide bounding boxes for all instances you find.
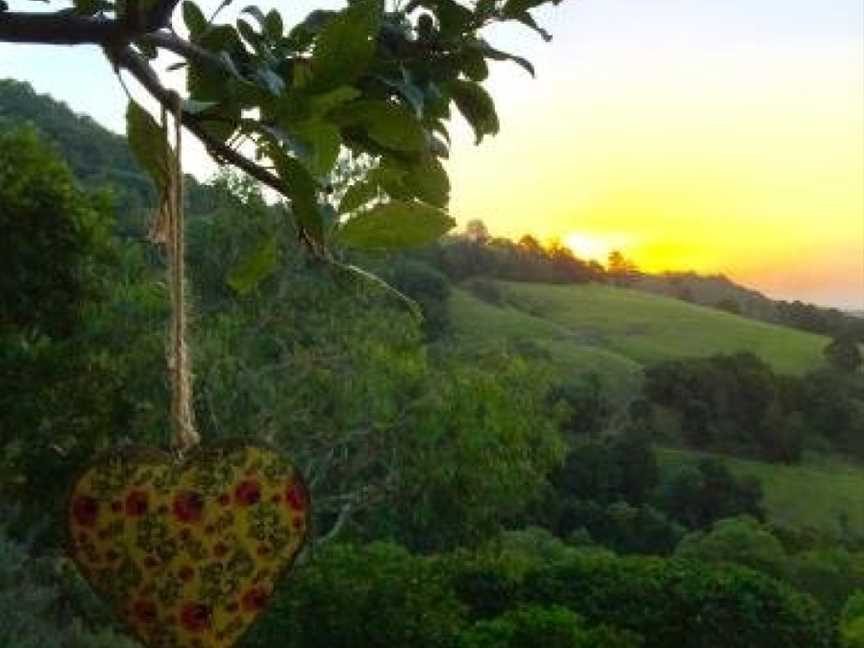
[658,447,864,536]
[450,281,830,388]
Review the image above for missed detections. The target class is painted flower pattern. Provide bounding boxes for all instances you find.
[233,480,261,506]
[67,443,309,648]
[173,491,205,523]
[72,495,100,527]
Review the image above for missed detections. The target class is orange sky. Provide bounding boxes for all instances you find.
[442,1,864,308]
[2,0,862,307]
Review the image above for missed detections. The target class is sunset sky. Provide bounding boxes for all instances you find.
[2,0,862,307]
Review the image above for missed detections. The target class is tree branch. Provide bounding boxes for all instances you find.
[115,47,290,198]
[139,30,225,70]
[0,11,118,45]
[141,0,180,32]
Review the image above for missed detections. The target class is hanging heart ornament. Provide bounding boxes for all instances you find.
[67,442,310,647]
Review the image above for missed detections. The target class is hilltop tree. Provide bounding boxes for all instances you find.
[0,0,563,260]
[607,249,639,285]
[465,218,491,244]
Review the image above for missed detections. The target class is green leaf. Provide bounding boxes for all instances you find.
[502,0,561,18]
[337,200,455,249]
[264,9,283,40]
[241,5,267,29]
[403,156,450,207]
[310,0,383,91]
[291,120,342,177]
[308,85,361,116]
[474,41,535,77]
[509,10,552,41]
[182,1,207,38]
[237,18,260,47]
[461,49,489,82]
[338,179,378,214]
[272,151,324,243]
[435,0,474,36]
[331,100,426,152]
[227,235,279,295]
[125,100,173,192]
[449,80,499,144]
[371,162,411,199]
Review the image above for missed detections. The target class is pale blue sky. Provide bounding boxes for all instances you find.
[1,0,862,307]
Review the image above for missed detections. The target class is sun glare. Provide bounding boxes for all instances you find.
[564,232,632,265]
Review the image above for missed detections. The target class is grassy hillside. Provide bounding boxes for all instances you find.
[450,280,830,387]
[659,447,864,537]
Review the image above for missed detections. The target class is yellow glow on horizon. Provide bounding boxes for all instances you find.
[564,232,636,265]
[444,29,864,307]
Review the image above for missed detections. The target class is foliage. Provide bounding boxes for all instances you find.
[375,355,567,550]
[0,126,111,338]
[246,537,833,648]
[658,447,864,553]
[0,128,170,537]
[433,229,605,284]
[0,519,139,648]
[555,500,685,556]
[789,549,864,615]
[654,458,763,530]
[824,336,863,374]
[643,352,806,461]
[840,591,864,648]
[457,605,642,648]
[519,554,835,648]
[384,257,452,339]
[244,542,465,648]
[675,516,788,578]
[552,427,658,506]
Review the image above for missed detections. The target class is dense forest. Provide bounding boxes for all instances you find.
[2,79,864,647]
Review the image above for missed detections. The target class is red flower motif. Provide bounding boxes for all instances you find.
[133,599,158,624]
[172,491,205,523]
[241,586,269,612]
[179,603,211,633]
[125,490,149,517]
[72,496,99,527]
[234,480,261,506]
[285,481,306,512]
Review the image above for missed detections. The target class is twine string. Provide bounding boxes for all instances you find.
[163,95,199,453]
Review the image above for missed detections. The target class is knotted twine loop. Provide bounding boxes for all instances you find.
[162,94,200,454]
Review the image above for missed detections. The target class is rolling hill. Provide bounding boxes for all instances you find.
[451,280,864,534]
[450,280,831,393]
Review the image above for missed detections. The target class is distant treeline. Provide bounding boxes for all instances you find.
[391,219,864,344]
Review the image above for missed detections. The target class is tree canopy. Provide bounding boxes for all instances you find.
[0,0,562,261]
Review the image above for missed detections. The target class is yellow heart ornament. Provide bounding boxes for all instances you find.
[67,442,310,648]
